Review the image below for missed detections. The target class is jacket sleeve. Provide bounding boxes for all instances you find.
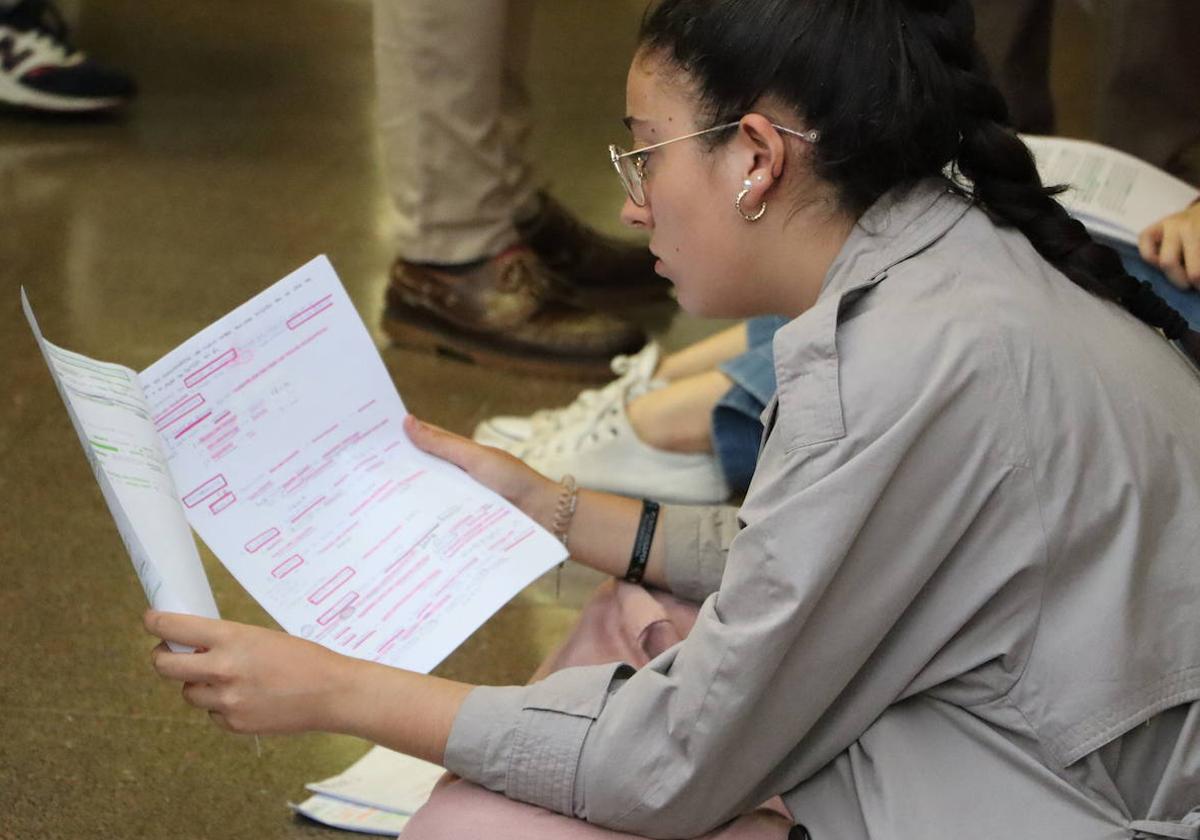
[660,504,741,604]
[444,313,1039,838]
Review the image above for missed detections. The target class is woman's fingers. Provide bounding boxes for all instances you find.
[1141,204,1200,291]
[1139,222,1164,264]
[151,642,225,683]
[181,680,222,711]
[1182,221,1200,289]
[404,415,480,471]
[144,610,226,648]
[1160,221,1188,289]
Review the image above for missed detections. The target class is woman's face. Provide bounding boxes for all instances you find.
[620,52,758,317]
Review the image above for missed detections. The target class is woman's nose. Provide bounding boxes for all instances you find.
[620,194,652,230]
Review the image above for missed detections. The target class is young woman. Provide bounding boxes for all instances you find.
[146,1,1200,838]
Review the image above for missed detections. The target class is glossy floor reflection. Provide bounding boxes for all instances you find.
[0,2,663,837]
[1,1,1192,838]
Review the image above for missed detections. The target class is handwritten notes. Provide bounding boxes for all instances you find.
[26,256,567,673]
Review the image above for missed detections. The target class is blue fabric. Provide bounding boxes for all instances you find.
[712,316,787,493]
[709,255,1199,495]
[1114,244,1200,331]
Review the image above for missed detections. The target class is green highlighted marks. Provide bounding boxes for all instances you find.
[90,439,119,453]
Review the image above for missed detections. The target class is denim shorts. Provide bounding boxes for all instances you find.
[709,252,1199,496]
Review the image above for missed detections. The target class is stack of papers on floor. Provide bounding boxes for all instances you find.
[292,746,446,835]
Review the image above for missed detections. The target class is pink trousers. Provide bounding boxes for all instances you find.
[400,579,794,840]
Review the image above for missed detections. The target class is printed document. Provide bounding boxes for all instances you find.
[1023,135,1200,247]
[25,256,567,673]
[292,745,445,834]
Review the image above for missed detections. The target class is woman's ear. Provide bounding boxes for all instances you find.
[735,113,789,204]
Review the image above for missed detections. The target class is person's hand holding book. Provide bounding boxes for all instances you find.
[1140,201,1200,291]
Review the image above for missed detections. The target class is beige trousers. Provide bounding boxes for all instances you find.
[973,0,1200,174]
[372,0,540,264]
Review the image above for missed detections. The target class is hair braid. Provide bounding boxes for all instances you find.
[906,0,1190,340]
[639,0,1191,343]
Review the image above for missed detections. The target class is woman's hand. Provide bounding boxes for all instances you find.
[146,610,473,762]
[1139,201,1200,290]
[404,415,559,529]
[146,611,353,735]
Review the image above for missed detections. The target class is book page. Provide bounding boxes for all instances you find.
[290,795,410,835]
[21,290,220,628]
[305,746,444,814]
[1023,135,1200,246]
[137,256,566,672]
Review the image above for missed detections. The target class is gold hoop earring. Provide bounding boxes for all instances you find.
[735,180,767,222]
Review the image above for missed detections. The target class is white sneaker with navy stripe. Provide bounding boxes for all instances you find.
[0,0,135,112]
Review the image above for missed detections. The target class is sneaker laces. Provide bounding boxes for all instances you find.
[522,348,664,460]
[525,342,661,437]
[523,382,631,460]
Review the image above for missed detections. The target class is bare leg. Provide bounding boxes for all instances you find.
[627,370,731,454]
[655,323,748,382]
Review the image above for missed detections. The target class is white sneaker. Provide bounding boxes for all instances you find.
[473,342,663,452]
[521,387,729,505]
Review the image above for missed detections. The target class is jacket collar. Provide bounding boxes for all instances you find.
[819,177,973,303]
[759,179,974,442]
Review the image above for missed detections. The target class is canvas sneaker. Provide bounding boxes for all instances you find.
[0,0,136,113]
[519,378,729,505]
[473,341,663,453]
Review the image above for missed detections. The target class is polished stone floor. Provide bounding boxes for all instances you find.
[0,0,1174,838]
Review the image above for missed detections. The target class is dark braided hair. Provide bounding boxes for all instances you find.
[638,0,1191,341]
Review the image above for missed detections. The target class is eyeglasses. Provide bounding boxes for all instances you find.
[608,120,820,207]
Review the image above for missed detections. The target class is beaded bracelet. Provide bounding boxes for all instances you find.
[551,475,578,598]
[551,474,578,547]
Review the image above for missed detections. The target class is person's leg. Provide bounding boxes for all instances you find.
[627,370,733,454]
[402,779,794,840]
[655,322,750,382]
[373,0,524,264]
[499,0,538,226]
[474,323,751,451]
[372,0,647,376]
[402,580,794,839]
[1092,0,1200,179]
[472,320,781,501]
[970,0,1055,134]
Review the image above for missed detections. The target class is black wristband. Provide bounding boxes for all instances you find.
[624,499,660,584]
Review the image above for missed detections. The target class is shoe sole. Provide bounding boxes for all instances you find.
[554,281,676,310]
[382,303,626,381]
[0,73,126,113]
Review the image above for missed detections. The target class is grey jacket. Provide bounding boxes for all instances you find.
[445,180,1200,840]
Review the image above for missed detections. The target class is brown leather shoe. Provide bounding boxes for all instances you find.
[517,192,673,307]
[383,246,647,379]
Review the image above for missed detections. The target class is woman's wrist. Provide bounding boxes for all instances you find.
[325,658,473,765]
[518,473,565,534]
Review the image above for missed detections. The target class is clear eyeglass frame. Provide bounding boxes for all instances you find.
[608,120,820,207]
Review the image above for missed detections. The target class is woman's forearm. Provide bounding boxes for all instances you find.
[326,656,473,765]
[558,488,669,589]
